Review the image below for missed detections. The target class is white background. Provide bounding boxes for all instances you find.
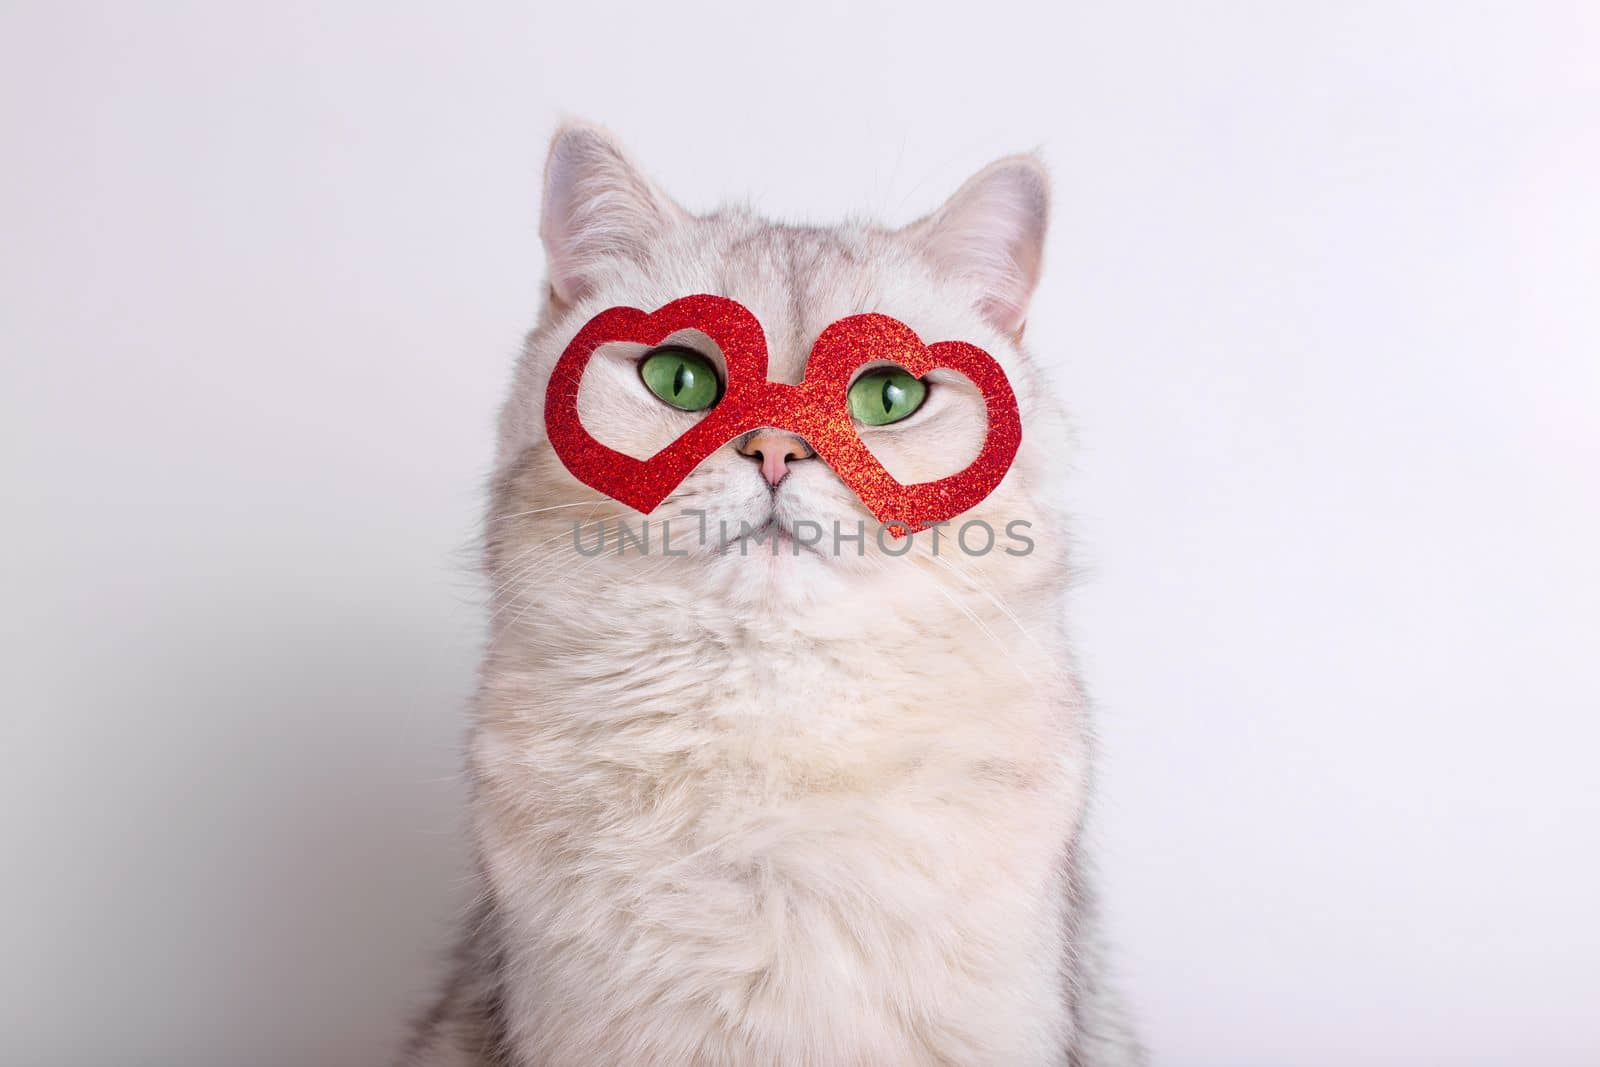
[4,2,1598,1064]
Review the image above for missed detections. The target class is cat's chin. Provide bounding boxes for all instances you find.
[704,529,861,610]
[719,517,818,557]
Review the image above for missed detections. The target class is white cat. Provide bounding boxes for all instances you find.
[405,122,1143,1067]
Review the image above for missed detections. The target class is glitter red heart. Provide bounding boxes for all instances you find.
[543,294,1022,533]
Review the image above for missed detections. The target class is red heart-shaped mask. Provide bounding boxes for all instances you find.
[543,294,1022,533]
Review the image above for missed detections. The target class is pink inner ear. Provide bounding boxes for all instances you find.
[906,156,1049,337]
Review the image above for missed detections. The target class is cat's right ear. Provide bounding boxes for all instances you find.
[901,154,1050,339]
[539,122,688,306]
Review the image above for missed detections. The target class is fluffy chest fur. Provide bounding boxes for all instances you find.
[471,582,1087,1066]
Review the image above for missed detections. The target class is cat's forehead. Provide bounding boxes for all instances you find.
[576,214,1015,387]
[642,217,992,382]
[703,224,869,380]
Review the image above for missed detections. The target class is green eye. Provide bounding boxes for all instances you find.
[639,346,721,411]
[847,367,927,426]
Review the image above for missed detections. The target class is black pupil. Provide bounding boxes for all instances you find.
[881,378,901,414]
[673,361,690,397]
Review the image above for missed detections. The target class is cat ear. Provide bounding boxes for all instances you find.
[539,122,688,305]
[903,154,1050,337]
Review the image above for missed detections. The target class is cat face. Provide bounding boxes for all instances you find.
[487,125,1069,618]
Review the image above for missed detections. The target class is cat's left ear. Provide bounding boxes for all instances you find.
[902,154,1050,338]
[539,121,689,307]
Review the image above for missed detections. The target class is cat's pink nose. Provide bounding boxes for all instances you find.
[737,429,815,487]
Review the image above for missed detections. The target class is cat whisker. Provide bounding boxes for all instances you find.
[499,534,621,632]
[486,523,600,605]
[485,498,619,616]
[493,497,613,523]
[907,551,1052,702]
[923,552,1048,655]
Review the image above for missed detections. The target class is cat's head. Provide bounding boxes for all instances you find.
[488,123,1072,624]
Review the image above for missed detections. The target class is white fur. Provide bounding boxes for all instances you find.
[408,122,1141,1066]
